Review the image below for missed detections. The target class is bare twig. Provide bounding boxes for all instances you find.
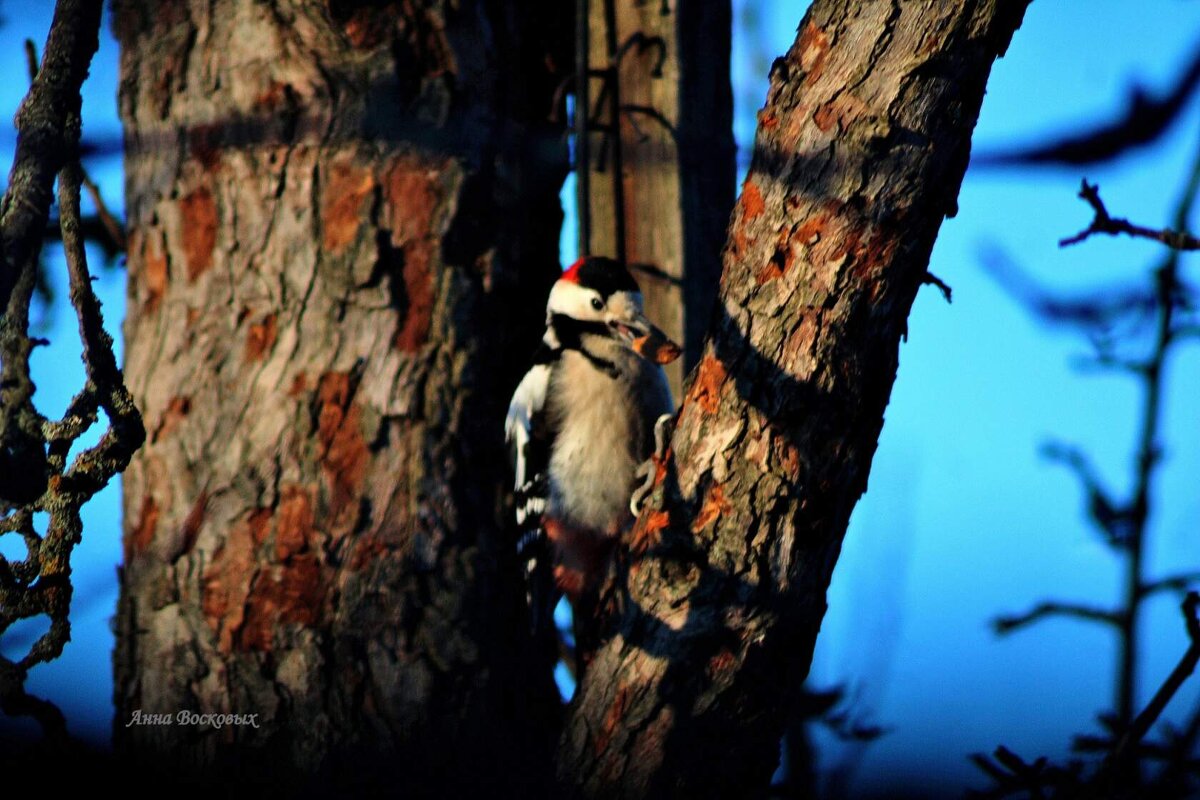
[23,38,38,81]
[24,38,126,258]
[1145,573,1200,599]
[994,601,1120,635]
[0,0,144,742]
[976,42,1200,168]
[922,271,953,303]
[1040,441,1132,547]
[1060,180,1200,251]
[80,172,126,252]
[1106,594,1200,769]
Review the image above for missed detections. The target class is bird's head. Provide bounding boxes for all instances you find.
[544,256,681,365]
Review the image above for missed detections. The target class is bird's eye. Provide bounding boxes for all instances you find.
[590,297,604,311]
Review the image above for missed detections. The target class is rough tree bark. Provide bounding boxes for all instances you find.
[112,1,569,792]
[582,0,735,394]
[560,1,1031,797]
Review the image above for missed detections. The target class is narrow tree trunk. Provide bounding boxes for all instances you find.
[112,1,569,792]
[582,0,734,395]
[560,1,1030,796]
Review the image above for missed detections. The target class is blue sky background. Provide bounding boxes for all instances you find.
[1,1,1199,795]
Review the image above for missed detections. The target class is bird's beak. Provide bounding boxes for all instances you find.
[608,312,682,365]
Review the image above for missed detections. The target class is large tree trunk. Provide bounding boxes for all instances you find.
[582,0,734,395]
[560,1,1030,796]
[112,1,569,792]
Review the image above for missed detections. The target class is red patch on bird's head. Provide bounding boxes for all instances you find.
[561,257,586,283]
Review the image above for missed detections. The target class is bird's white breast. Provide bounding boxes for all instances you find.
[547,350,648,533]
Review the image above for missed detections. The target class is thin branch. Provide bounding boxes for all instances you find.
[80,172,126,252]
[1108,593,1200,767]
[1145,573,1200,599]
[993,601,1120,635]
[922,271,953,303]
[0,0,143,744]
[1040,441,1132,547]
[975,41,1200,168]
[1060,180,1200,251]
[980,242,1159,332]
[1069,351,1150,377]
[24,38,126,259]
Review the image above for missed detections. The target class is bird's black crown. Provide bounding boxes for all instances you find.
[562,256,640,299]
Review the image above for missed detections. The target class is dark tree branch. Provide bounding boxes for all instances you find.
[976,42,1200,167]
[79,172,126,253]
[1145,573,1200,599]
[1107,593,1200,770]
[980,243,1159,332]
[0,0,144,741]
[1040,441,1132,548]
[922,271,953,303]
[1061,180,1200,251]
[993,601,1121,635]
[979,116,1200,799]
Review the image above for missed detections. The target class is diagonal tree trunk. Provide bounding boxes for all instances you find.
[112,1,569,792]
[560,1,1031,796]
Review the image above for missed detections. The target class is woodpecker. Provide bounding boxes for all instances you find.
[505,256,680,636]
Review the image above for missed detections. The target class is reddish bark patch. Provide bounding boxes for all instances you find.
[853,228,900,297]
[348,535,389,571]
[139,231,168,312]
[383,155,442,246]
[382,155,443,352]
[741,181,765,222]
[152,395,191,443]
[688,353,727,415]
[692,484,732,533]
[236,554,326,652]
[730,227,751,260]
[593,683,633,756]
[244,313,278,363]
[773,435,801,476]
[796,213,827,247]
[757,226,797,285]
[758,110,778,130]
[316,372,370,520]
[630,509,671,557]
[254,80,292,110]
[275,486,315,561]
[288,372,308,397]
[188,123,223,172]
[248,507,273,546]
[178,491,208,557]
[707,648,736,676]
[756,259,784,285]
[180,186,217,281]
[334,1,400,49]
[321,159,376,254]
[202,507,270,653]
[392,255,434,352]
[129,495,159,558]
[798,21,830,85]
[813,103,838,133]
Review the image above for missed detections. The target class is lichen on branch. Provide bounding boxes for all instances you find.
[0,0,144,741]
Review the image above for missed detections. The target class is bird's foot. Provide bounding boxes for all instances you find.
[629,412,674,516]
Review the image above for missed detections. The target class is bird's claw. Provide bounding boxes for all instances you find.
[629,413,674,516]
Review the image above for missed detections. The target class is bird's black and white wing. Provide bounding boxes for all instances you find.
[505,351,555,531]
[505,347,558,635]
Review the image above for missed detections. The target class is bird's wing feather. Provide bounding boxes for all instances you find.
[505,347,557,528]
[506,346,561,640]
